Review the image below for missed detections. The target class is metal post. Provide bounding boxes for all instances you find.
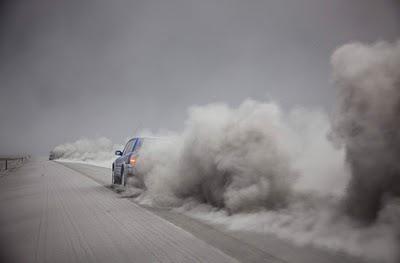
[5,160,7,170]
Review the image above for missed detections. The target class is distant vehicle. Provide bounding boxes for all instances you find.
[49,151,55,160]
[112,137,161,186]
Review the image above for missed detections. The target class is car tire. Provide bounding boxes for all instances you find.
[112,164,117,185]
[121,166,126,186]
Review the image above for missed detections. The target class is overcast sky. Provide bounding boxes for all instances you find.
[0,0,399,155]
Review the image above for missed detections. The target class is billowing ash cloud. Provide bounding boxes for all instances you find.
[330,40,400,222]
[136,101,295,211]
[135,100,346,212]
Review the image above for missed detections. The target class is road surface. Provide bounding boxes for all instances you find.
[0,159,367,263]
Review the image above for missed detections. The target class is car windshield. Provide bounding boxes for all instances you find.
[132,138,143,152]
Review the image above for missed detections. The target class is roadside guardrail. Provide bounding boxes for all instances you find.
[0,155,30,171]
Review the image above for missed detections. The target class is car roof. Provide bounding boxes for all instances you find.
[127,136,168,142]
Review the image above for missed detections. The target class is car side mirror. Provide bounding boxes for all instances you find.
[115,150,123,156]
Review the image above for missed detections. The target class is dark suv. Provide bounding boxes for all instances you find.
[49,151,56,160]
[112,137,143,185]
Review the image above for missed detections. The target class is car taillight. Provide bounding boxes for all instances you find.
[130,156,137,166]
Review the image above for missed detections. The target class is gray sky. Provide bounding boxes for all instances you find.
[0,0,399,155]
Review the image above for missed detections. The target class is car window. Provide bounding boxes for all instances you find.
[123,139,136,155]
[122,142,130,155]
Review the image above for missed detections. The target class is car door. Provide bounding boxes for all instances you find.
[115,139,135,178]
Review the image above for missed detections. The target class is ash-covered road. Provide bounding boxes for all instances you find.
[0,159,240,263]
[0,159,367,263]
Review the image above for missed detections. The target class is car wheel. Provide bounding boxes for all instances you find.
[121,167,126,186]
